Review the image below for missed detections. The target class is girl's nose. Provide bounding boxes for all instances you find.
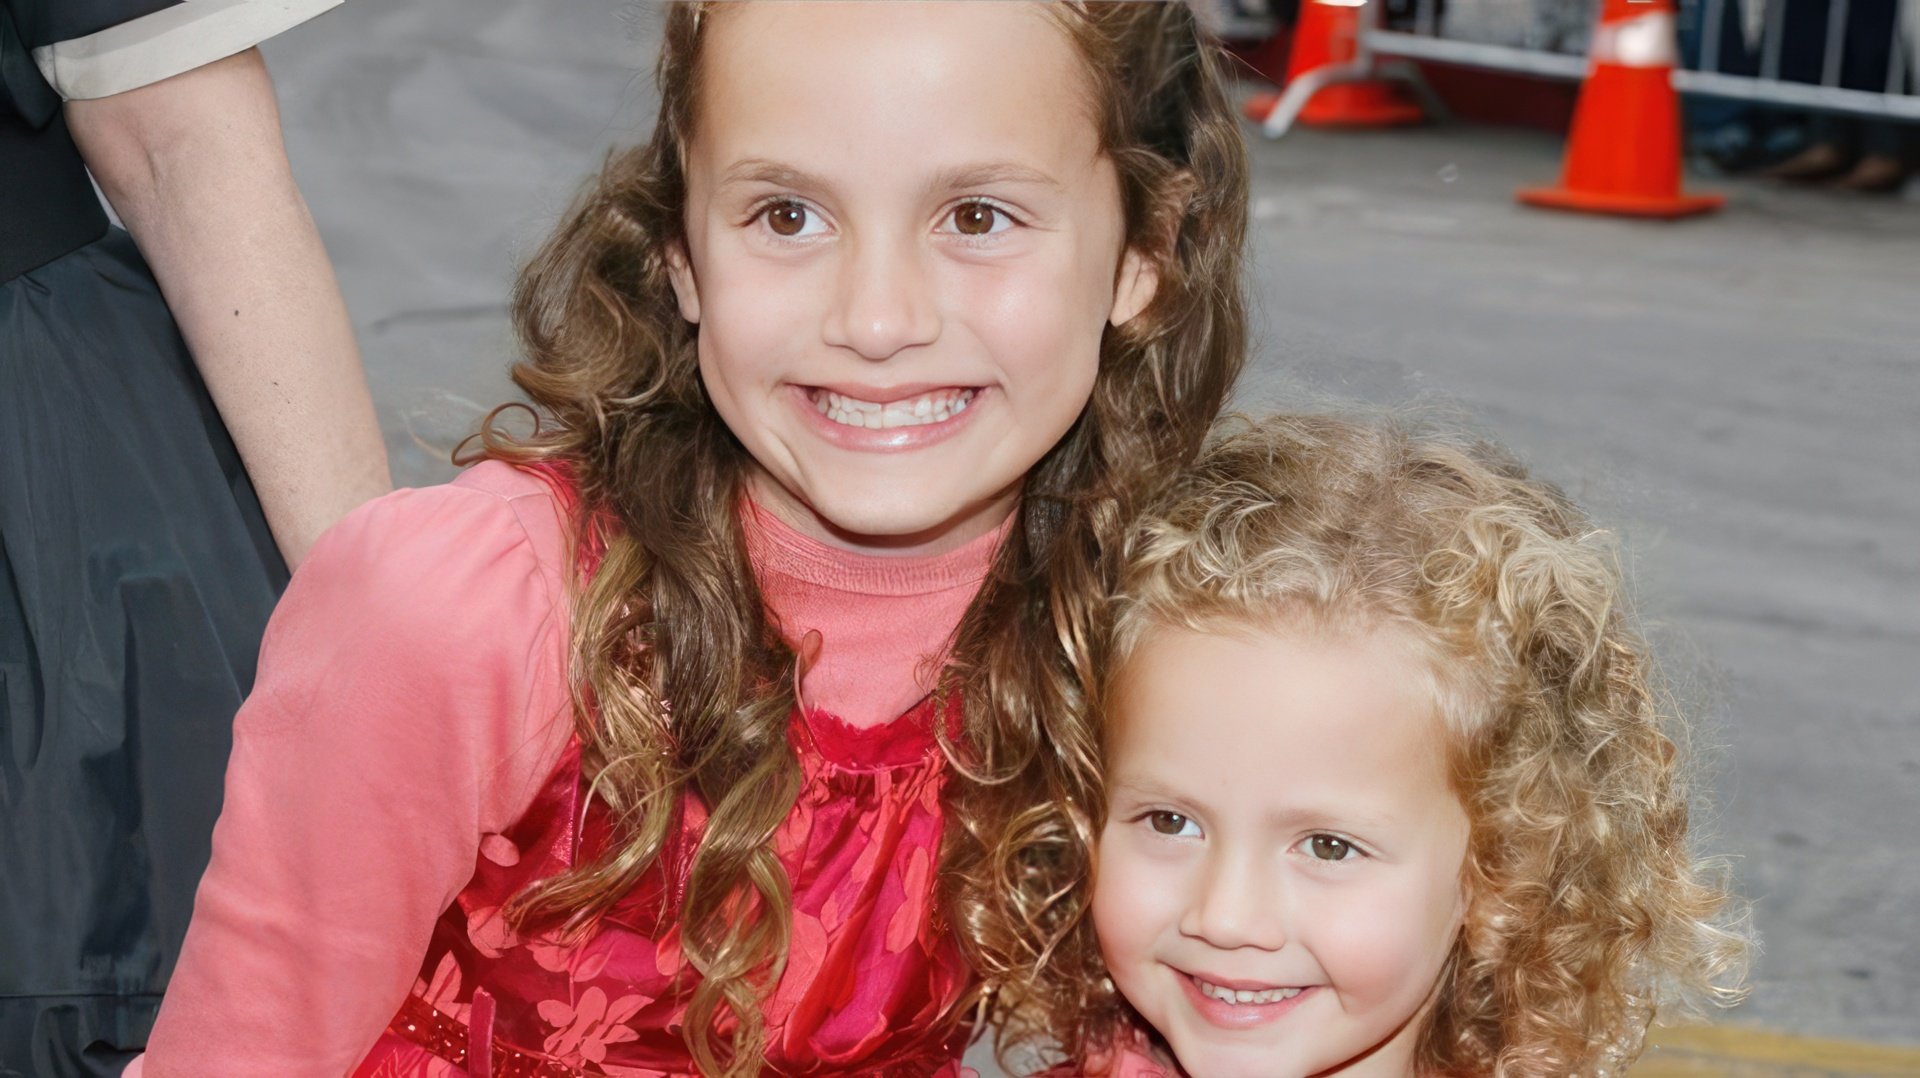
[1180,849,1289,953]
[822,235,940,361]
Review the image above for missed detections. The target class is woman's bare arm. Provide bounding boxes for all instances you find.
[66,47,390,568]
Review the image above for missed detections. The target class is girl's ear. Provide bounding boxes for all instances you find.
[665,240,702,324]
[1452,861,1475,933]
[1110,172,1195,329]
[1109,247,1160,329]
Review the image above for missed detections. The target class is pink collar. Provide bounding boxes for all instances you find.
[740,494,1012,598]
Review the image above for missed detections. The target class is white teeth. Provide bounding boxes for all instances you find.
[1195,979,1303,1006]
[814,388,976,430]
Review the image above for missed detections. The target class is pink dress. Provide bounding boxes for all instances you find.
[1040,1032,1179,1078]
[132,461,1006,1077]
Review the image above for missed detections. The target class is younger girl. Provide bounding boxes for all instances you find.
[989,414,1749,1077]
[134,3,1247,1076]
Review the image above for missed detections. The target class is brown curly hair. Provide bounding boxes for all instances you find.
[457,3,1249,1073]
[985,413,1751,1076]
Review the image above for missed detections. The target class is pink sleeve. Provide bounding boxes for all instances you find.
[138,478,573,1077]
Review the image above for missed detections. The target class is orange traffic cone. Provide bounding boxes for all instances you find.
[1246,0,1423,129]
[1518,0,1722,218]
[1243,90,1285,126]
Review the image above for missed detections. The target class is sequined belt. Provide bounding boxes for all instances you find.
[388,993,583,1078]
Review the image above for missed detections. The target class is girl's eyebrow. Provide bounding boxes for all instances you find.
[1107,773,1205,810]
[715,158,1065,195]
[1111,773,1397,833]
[927,162,1065,193]
[718,158,822,191]
[1268,806,1396,834]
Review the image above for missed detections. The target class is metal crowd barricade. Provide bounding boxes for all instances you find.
[1256,0,1920,137]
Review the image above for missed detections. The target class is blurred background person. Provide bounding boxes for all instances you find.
[1682,0,1915,190]
[1679,0,1826,172]
[1756,0,1915,191]
[0,1,389,1073]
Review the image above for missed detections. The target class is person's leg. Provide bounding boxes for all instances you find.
[1680,0,1753,125]
[1832,121,1913,190]
[1829,0,1913,190]
[1756,0,1864,177]
[1679,0,1795,170]
[1759,113,1859,178]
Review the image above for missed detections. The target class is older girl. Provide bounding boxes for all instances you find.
[134,4,1248,1075]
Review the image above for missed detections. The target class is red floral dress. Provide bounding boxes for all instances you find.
[355,699,972,1077]
[133,462,999,1078]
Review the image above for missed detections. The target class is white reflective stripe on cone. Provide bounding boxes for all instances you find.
[1591,13,1680,68]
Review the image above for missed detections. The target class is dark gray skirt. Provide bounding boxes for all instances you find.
[0,230,288,1077]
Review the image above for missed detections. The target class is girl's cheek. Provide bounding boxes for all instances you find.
[710,247,828,309]
[1094,831,1189,937]
[1091,856,1151,956]
[938,264,1043,345]
[946,249,1103,340]
[1307,877,1448,1000]
[698,256,831,351]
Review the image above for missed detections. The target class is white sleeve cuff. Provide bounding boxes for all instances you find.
[31,0,344,101]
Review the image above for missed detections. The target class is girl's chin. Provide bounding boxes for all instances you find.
[1165,1044,1307,1078]
[741,491,998,564]
[745,470,1015,558]
[1167,1031,1356,1078]
[805,496,1010,557]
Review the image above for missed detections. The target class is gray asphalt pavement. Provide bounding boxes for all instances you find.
[261,0,1920,1055]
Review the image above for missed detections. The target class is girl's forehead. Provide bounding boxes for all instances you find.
[1111,625,1452,785]
[688,2,1100,176]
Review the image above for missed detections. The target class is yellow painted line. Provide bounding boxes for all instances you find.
[1636,1026,1920,1077]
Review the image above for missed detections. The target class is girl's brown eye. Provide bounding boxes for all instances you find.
[766,203,808,237]
[952,202,997,236]
[1149,812,1191,836]
[1308,835,1356,862]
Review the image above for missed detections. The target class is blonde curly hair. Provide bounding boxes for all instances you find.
[988,412,1751,1076]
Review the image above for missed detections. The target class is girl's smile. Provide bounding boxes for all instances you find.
[1177,972,1319,1030]
[798,383,982,448]
[667,1,1158,557]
